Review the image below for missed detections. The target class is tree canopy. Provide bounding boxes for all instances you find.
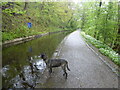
[75,1,119,53]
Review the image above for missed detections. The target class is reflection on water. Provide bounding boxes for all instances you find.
[2,31,70,88]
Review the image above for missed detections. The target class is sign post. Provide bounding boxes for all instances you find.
[27,22,32,28]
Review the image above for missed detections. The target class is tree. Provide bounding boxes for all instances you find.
[76,1,119,53]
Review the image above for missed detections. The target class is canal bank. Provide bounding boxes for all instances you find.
[2,30,70,48]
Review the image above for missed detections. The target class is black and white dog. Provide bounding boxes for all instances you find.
[40,54,70,79]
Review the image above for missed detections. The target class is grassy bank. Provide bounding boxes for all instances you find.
[2,2,76,42]
[2,12,65,42]
[81,31,120,67]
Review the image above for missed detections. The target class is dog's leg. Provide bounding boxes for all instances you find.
[62,65,68,79]
[62,65,64,75]
[49,67,52,74]
[66,63,70,71]
[64,70,68,79]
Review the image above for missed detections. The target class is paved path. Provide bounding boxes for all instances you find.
[37,30,118,88]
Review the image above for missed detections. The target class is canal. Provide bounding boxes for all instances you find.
[2,31,70,88]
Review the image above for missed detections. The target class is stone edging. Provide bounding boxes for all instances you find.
[2,30,69,48]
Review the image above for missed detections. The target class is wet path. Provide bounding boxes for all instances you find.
[36,30,118,88]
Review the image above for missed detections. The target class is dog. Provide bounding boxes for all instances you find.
[40,54,70,79]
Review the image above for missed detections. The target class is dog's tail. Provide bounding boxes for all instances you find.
[67,63,70,71]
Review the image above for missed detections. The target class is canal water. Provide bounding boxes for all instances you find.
[2,31,70,88]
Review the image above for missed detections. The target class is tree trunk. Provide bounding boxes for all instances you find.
[94,1,102,39]
[24,2,28,10]
[113,1,120,54]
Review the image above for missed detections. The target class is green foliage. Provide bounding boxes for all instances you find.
[81,31,120,66]
[2,2,75,42]
[2,25,43,42]
[99,48,119,65]
[76,1,119,53]
[2,8,26,16]
[2,32,14,41]
[2,2,26,16]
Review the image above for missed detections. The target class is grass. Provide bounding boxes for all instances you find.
[81,31,120,66]
[2,12,66,43]
[2,26,44,42]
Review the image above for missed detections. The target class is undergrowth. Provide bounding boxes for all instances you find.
[2,26,44,42]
